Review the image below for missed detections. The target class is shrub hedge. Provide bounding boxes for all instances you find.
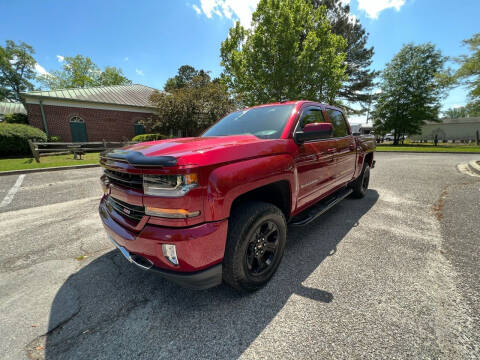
[48,135,61,142]
[132,133,168,142]
[4,113,29,124]
[0,123,47,156]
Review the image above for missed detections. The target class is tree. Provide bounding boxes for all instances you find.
[220,0,347,106]
[145,67,234,136]
[0,40,37,102]
[97,66,132,86]
[456,33,480,101]
[38,55,131,89]
[373,43,448,145]
[443,106,468,119]
[443,103,480,118]
[164,65,211,91]
[311,0,377,112]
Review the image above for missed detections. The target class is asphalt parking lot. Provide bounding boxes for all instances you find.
[1,152,479,360]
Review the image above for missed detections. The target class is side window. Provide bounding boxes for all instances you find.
[326,109,349,137]
[299,107,325,129]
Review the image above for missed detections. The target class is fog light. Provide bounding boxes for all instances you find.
[162,244,178,265]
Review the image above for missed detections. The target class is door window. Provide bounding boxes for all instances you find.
[326,109,349,137]
[299,107,326,129]
[70,116,84,123]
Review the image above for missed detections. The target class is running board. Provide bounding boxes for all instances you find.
[290,187,353,226]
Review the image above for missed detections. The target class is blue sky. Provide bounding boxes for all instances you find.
[1,0,479,123]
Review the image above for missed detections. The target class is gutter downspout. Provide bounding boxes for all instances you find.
[39,100,49,136]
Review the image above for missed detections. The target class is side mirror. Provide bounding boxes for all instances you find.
[295,122,333,144]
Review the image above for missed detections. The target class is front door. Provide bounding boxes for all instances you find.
[325,108,356,186]
[294,106,337,210]
[134,123,145,136]
[70,117,88,142]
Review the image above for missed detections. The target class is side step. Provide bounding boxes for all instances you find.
[290,187,353,226]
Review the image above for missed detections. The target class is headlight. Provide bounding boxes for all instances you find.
[143,173,198,197]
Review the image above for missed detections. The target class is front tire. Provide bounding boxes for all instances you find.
[351,162,370,198]
[223,201,287,292]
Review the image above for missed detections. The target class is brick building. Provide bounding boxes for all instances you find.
[22,84,159,142]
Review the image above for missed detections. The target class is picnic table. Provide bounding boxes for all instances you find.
[67,144,85,159]
[28,140,135,163]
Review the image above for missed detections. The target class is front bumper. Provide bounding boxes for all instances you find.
[99,197,227,289]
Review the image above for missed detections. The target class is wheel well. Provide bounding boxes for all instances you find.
[230,181,291,220]
[364,152,373,167]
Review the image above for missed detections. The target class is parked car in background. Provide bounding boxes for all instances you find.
[384,133,394,141]
[98,101,376,291]
[384,133,407,142]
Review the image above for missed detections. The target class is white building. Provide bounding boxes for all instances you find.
[411,118,480,142]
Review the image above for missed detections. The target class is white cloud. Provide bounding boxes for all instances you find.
[56,55,64,62]
[34,63,48,76]
[348,13,357,24]
[192,4,201,14]
[357,0,406,19]
[192,0,259,28]
[135,68,144,76]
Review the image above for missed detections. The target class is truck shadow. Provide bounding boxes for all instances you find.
[39,190,378,360]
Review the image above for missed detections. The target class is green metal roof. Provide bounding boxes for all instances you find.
[0,102,27,116]
[22,84,160,108]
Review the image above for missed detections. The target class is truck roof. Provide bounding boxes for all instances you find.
[247,100,345,113]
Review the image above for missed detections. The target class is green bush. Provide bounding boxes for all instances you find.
[4,113,29,124]
[48,135,61,142]
[0,123,47,156]
[132,133,168,142]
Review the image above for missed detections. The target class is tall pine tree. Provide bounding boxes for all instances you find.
[312,0,377,113]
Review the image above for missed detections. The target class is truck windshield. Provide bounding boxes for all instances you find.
[202,104,295,139]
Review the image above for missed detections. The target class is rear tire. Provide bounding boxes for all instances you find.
[223,201,287,292]
[351,162,370,198]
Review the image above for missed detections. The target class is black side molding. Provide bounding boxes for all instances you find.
[101,149,177,167]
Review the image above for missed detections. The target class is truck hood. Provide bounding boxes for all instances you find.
[122,135,290,167]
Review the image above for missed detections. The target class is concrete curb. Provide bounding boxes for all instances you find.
[0,163,100,177]
[377,150,480,154]
[468,160,480,175]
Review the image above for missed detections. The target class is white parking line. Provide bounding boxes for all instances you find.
[0,175,25,208]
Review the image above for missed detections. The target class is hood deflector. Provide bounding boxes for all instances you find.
[101,149,177,167]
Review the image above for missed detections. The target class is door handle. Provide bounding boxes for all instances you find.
[327,148,336,154]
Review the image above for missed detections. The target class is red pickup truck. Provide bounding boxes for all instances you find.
[99,101,375,291]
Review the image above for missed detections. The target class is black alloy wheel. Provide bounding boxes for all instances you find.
[245,220,280,276]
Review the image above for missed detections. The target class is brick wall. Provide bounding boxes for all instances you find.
[26,103,155,142]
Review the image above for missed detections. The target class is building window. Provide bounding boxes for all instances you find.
[70,116,84,123]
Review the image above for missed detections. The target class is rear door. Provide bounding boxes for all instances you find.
[325,108,356,186]
[294,106,337,209]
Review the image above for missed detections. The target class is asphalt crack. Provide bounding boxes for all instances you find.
[25,298,149,360]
